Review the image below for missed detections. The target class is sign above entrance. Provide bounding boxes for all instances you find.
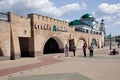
[53,25,57,31]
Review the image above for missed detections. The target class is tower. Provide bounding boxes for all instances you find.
[100,19,105,35]
[100,19,105,47]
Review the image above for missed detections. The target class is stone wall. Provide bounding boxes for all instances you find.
[8,12,31,59]
[74,31,103,49]
[0,20,10,60]
[0,12,104,60]
[28,14,69,56]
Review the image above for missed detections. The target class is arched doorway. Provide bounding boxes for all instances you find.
[69,39,75,51]
[77,38,86,49]
[92,39,97,47]
[43,38,62,54]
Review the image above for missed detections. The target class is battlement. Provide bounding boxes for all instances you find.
[8,12,30,23]
[28,13,68,25]
[0,12,104,61]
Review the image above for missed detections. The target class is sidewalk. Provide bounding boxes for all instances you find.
[0,55,63,76]
[0,46,120,80]
[0,57,41,70]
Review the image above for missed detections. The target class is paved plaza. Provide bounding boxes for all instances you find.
[0,46,120,80]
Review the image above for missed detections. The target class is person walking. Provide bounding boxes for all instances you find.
[118,41,120,48]
[89,43,94,57]
[65,44,69,57]
[72,44,76,56]
[83,43,87,57]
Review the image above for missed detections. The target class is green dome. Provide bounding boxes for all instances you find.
[81,13,95,20]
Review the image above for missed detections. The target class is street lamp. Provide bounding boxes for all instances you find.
[109,33,112,50]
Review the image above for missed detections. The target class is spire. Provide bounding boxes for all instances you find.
[100,19,105,34]
[101,19,104,24]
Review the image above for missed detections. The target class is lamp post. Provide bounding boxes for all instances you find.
[109,33,112,50]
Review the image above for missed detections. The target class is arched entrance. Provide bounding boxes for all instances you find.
[77,38,86,49]
[92,39,97,47]
[43,38,63,54]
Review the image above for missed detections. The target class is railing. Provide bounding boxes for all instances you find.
[0,12,8,21]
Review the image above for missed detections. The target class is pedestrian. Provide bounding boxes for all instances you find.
[89,43,94,57]
[83,43,87,57]
[118,41,120,48]
[65,44,69,57]
[72,44,76,56]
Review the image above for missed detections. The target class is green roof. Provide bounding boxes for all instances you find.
[69,19,92,27]
[69,13,96,27]
[69,20,84,26]
[81,13,95,20]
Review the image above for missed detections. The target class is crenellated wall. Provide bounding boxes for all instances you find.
[28,13,69,56]
[0,12,104,60]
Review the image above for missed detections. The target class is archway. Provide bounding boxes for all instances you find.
[43,38,63,54]
[92,39,97,47]
[77,38,86,49]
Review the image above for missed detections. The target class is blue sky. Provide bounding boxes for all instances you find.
[0,0,120,36]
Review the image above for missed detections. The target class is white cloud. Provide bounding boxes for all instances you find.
[92,12,96,17]
[81,2,87,10]
[93,3,120,31]
[115,21,120,25]
[0,0,87,17]
[94,3,120,18]
[65,19,70,22]
[98,3,120,14]
[91,3,120,36]
[112,16,117,19]
[102,16,112,22]
[117,13,120,17]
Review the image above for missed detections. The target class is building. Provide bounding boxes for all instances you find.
[0,12,104,60]
[69,13,104,48]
